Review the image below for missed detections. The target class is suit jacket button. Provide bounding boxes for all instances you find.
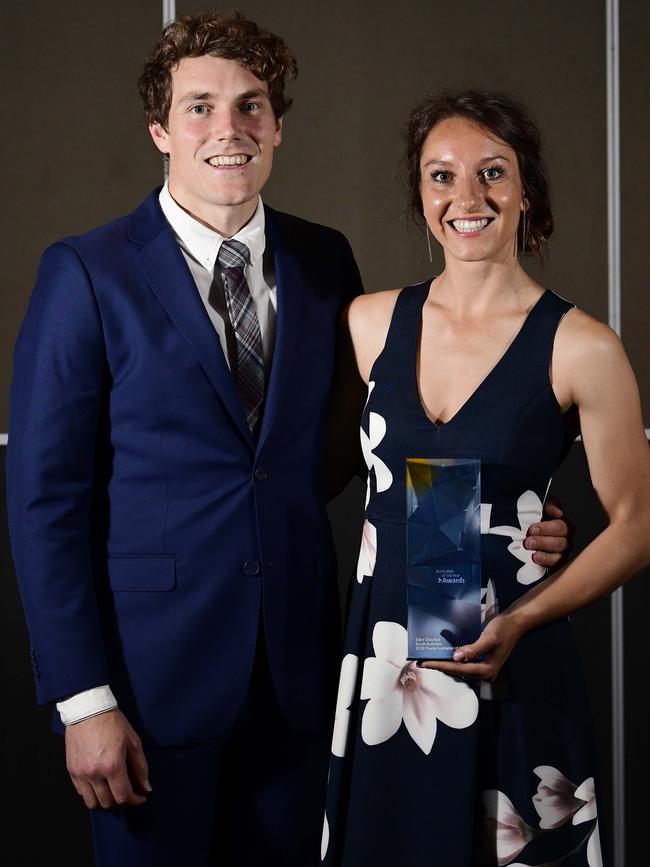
[243,560,261,576]
[254,468,268,480]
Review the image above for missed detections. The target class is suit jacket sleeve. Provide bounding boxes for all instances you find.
[6,241,111,705]
[336,230,364,303]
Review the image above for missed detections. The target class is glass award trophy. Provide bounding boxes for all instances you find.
[406,458,481,660]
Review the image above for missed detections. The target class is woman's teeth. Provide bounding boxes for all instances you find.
[452,218,489,233]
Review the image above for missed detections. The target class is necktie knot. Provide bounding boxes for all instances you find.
[218,238,250,272]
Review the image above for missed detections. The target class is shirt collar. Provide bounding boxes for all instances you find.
[159,181,266,272]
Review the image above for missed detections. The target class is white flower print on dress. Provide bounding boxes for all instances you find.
[482,789,537,866]
[531,768,602,866]
[586,821,603,867]
[481,578,498,624]
[360,621,478,755]
[572,777,597,825]
[320,811,329,861]
[360,382,393,509]
[356,519,377,584]
[479,579,498,700]
[533,765,584,828]
[508,863,557,867]
[573,777,602,867]
[331,653,359,758]
[486,490,547,585]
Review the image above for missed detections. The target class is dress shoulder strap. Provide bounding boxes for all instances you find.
[368,280,430,383]
[516,290,576,378]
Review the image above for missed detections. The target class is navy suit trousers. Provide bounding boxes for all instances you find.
[90,633,331,867]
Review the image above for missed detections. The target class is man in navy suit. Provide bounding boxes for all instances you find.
[6,11,568,867]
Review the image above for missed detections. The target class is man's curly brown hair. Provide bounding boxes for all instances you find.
[138,11,298,128]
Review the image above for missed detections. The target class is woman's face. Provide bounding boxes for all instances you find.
[419,116,526,264]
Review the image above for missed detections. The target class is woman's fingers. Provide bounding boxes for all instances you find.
[420,659,494,681]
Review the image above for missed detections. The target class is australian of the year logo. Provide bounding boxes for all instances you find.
[435,569,465,584]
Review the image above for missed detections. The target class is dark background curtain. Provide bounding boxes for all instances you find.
[1,2,647,863]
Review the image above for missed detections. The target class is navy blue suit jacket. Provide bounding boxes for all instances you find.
[6,189,362,745]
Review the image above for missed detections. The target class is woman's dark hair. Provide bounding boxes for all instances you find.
[138,11,298,127]
[404,89,553,261]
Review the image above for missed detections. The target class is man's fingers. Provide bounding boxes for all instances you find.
[525,532,568,553]
[527,518,568,539]
[107,764,147,807]
[73,778,100,810]
[532,550,562,568]
[543,496,564,518]
[126,740,152,794]
[91,778,117,810]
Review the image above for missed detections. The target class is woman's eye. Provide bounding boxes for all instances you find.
[431,170,451,183]
[483,166,504,181]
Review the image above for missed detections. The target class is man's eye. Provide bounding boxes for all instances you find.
[241,102,258,112]
[431,170,451,183]
[190,105,208,115]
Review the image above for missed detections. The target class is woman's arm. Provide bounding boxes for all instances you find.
[325,291,400,500]
[424,310,650,681]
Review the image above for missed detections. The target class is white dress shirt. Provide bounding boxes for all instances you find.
[160,181,277,367]
[56,184,277,725]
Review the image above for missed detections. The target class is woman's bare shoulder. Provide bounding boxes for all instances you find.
[345,289,403,383]
[555,305,623,361]
[553,304,633,409]
[347,288,402,329]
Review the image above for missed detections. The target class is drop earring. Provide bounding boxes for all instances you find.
[426,224,433,263]
[521,202,528,254]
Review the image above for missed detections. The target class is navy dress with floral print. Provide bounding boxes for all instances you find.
[322,283,603,867]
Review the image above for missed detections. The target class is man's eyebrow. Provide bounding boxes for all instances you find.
[238,88,270,101]
[178,89,270,105]
[179,92,214,104]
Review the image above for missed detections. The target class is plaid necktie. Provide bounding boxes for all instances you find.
[217,239,264,432]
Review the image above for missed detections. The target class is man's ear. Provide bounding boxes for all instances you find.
[274,116,283,148]
[149,122,170,156]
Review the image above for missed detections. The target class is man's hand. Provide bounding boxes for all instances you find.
[524,496,572,568]
[65,708,151,809]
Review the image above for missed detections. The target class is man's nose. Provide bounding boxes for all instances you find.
[211,106,242,139]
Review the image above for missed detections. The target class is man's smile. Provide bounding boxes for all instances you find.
[206,154,253,168]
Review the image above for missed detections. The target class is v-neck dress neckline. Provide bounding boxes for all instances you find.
[412,284,549,430]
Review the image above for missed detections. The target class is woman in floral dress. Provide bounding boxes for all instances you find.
[322,91,650,867]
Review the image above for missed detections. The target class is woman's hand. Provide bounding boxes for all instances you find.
[419,613,525,683]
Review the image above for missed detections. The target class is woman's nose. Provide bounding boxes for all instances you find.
[455,174,483,212]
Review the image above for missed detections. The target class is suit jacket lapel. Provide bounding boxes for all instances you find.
[129,191,254,449]
[257,207,303,452]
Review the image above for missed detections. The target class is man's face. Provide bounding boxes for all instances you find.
[150,55,283,232]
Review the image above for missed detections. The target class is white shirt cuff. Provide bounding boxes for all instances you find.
[56,685,118,725]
